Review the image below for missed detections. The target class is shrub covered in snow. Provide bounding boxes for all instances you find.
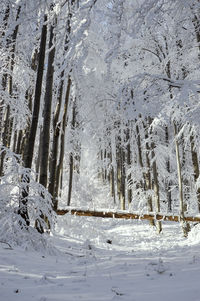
[0,146,56,250]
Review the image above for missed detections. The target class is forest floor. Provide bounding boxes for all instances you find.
[1,215,200,301]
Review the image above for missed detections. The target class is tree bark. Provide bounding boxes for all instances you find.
[19,15,47,227]
[57,208,200,223]
[165,126,172,211]
[23,15,47,170]
[126,127,132,205]
[143,119,155,227]
[173,122,190,237]
[151,148,162,233]
[39,24,55,189]
[190,134,200,212]
[54,76,72,211]
[116,130,125,210]
[48,71,64,207]
[35,22,56,233]
[0,6,21,177]
[67,100,77,206]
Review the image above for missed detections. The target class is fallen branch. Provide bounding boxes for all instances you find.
[56,208,200,223]
[0,240,13,249]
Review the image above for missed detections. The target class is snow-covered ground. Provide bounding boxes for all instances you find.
[1,215,200,301]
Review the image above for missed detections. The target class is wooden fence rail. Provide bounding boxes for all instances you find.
[56,208,200,223]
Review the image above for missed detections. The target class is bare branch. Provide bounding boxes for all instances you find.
[142,48,162,62]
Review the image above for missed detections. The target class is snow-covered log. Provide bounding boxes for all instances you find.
[56,208,200,223]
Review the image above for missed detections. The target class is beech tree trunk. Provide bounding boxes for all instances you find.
[110,132,116,205]
[35,22,56,233]
[190,135,200,212]
[116,128,125,210]
[39,24,55,189]
[165,126,172,211]
[173,121,190,237]
[120,147,126,210]
[144,120,155,227]
[190,10,200,212]
[54,76,72,211]
[57,208,200,223]
[151,148,162,233]
[48,73,63,208]
[109,151,116,205]
[23,15,47,170]
[67,100,77,206]
[0,6,21,177]
[49,2,75,210]
[19,15,47,227]
[126,126,132,205]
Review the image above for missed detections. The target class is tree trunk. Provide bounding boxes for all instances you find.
[23,15,47,169]
[54,76,72,211]
[19,15,47,227]
[116,130,125,210]
[151,148,162,233]
[143,120,155,227]
[110,133,116,205]
[35,126,43,182]
[48,72,64,208]
[110,165,116,204]
[190,9,200,212]
[39,24,55,188]
[35,22,56,233]
[173,121,190,237]
[126,127,132,205]
[165,126,172,211]
[120,146,126,210]
[21,88,33,159]
[49,2,75,209]
[16,130,23,154]
[190,135,200,212]
[67,100,77,206]
[57,208,200,223]
[0,6,21,177]
[67,153,74,206]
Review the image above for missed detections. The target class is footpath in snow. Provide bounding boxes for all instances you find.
[1,215,200,301]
